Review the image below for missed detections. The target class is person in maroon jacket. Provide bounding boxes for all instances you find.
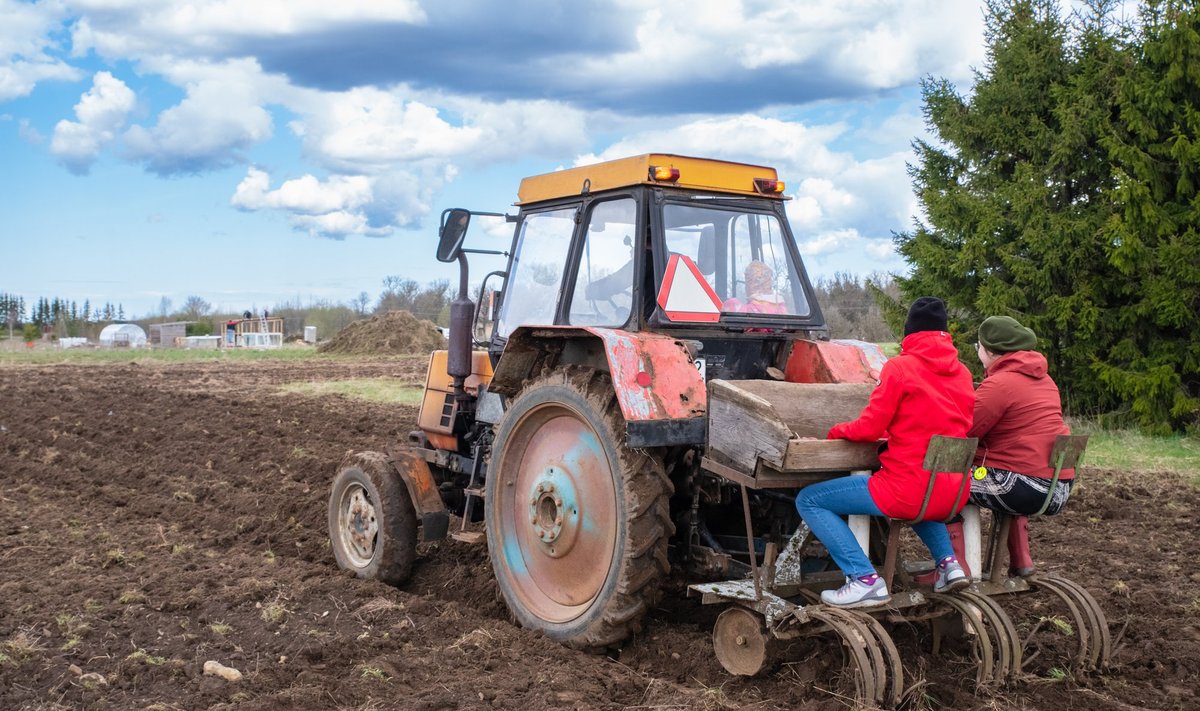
[795,297,975,608]
[968,315,1073,577]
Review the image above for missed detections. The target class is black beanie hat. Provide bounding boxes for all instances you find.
[903,296,948,336]
[978,315,1037,353]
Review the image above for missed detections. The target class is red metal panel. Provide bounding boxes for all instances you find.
[784,339,887,384]
[490,326,706,421]
[588,327,707,421]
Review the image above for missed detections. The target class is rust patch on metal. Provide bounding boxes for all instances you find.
[387,446,446,516]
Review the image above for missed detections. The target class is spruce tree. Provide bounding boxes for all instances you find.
[1097,0,1200,432]
[895,0,1127,417]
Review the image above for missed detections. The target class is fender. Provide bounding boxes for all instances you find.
[489,326,707,447]
[387,447,449,541]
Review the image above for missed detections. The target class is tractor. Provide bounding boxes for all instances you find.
[328,154,1110,706]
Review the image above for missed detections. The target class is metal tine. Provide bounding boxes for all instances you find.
[931,593,997,687]
[1038,574,1111,669]
[809,608,880,707]
[1029,575,1094,670]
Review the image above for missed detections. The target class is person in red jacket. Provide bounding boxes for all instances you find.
[795,297,975,608]
[968,315,1072,577]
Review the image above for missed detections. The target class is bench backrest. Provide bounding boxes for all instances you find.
[908,435,979,524]
[1033,434,1089,517]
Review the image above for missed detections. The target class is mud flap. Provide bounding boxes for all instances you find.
[387,447,450,542]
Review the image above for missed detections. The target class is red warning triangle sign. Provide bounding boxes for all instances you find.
[657,254,723,322]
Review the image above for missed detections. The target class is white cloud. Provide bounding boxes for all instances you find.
[790,178,857,228]
[288,87,480,172]
[231,167,372,215]
[69,0,425,59]
[50,71,135,173]
[232,167,386,238]
[286,84,589,172]
[122,58,276,174]
[289,211,390,239]
[18,118,43,144]
[797,227,906,278]
[799,228,862,257]
[230,165,448,239]
[453,98,590,162]
[0,0,83,101]
[572,0,985,91]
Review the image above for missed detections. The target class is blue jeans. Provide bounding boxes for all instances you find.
[795,475,954,579]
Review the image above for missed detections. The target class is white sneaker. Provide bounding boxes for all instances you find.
[934,560,969,593]
[821,576,891,608]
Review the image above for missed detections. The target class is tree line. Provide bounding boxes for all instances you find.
[894,0,1199,433]
[1,292,127,338]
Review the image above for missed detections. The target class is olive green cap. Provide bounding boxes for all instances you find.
[978,315,1037,353]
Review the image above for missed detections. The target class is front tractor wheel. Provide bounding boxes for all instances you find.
[486,368,674,650]
[328,451,417,585]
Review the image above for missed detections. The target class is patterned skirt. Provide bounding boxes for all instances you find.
[967,467,1073,516]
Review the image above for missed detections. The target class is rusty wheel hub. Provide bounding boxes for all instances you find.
[525,466,581,556]
[338,483,378,568]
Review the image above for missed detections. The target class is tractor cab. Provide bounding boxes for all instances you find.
[484,154,827,380]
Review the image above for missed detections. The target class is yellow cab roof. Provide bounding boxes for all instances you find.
[516,153,783,205]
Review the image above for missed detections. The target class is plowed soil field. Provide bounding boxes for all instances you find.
[2,357,1197,710]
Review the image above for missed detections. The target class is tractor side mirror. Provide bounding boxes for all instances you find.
[437,208,471,263]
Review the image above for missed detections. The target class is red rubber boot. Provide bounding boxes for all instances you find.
[1008,516,1035,577]
[946,520,972,579]
[914,520,974,585]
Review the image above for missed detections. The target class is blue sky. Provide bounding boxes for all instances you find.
[0,0,1011,318]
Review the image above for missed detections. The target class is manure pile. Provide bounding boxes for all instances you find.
[317,310,446,355]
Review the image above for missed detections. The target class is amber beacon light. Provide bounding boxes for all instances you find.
[753,177,786,194]
[649,165,681,182]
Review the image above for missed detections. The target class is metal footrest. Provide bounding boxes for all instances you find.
[449,531,485,544]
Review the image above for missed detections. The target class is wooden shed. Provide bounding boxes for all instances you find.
[149,322,193,347]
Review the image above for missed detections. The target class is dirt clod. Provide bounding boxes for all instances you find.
[202,661,242,682]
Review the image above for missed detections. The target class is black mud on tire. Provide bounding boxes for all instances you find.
[328,451,418,585]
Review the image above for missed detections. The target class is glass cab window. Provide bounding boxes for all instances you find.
[568,198,637,327]
[496,206,577,337]
[661,203,810,317]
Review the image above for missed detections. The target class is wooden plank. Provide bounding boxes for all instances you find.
[780,438,881,472]
[699,456,760,489]
[706,379,791,471]
[726,381,873,438]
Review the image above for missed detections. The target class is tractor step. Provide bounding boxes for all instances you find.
[450,531,486,544]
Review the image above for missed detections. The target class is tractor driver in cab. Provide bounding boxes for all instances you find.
[722,260,787,314]
[584,235,635,303]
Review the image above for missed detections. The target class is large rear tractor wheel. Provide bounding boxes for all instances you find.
[486,367,674,650]
[328,451,418,585]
